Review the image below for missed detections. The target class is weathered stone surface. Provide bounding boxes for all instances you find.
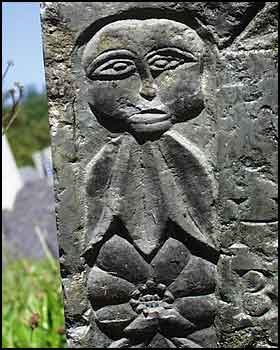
[41,2,278,347]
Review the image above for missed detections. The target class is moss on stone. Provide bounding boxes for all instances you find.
[218,327,269,348]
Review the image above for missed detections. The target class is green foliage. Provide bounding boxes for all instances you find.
[3,87,50,167]
[2,257,67,348]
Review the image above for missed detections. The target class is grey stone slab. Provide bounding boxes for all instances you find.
[2,178,58,265]
[19,166,40,184]
[41,2,278,348]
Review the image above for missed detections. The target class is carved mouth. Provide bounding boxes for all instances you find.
[138,109,167,114]
[129,109,169,125]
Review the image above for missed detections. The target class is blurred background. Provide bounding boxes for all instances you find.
[2,3,66,347]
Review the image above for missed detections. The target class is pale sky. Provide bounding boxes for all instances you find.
[2,2,46,94]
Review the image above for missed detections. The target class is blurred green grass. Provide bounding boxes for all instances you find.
[2,257,67,348]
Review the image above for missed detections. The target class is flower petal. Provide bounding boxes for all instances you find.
[96,235,151,284]
[158,308,196,337]
[171,337,202,348]
[130,343,149,348]
[108,338,130,348]
[151,238,190,286]
[187,327,217,348]
[95,303,137,338]
[87,266,135,307]
[149,333,176,348]
[174,294,217,328]
[124,314,159,339]
[169,255,216,298]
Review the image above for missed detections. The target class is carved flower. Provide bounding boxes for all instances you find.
[87,235,217,348]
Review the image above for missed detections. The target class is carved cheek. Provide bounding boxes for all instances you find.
[87,83,118,117]
[175,65,202,99]
[156,65,204,118]
[87,77,141,117]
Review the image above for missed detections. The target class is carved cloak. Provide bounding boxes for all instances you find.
[83,130,217,260]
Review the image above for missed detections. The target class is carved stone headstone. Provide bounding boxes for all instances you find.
[41,2,278,348]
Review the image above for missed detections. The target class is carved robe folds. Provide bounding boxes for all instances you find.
[84,130,218,347]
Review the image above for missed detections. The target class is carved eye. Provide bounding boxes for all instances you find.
[146,48,197,77]
[88,59,136,80]
[149,56,185,72]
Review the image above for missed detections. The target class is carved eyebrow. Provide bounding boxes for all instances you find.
[145,47,197,62]
[85,49,137,75]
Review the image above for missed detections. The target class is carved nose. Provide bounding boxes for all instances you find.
[139,80,157,101]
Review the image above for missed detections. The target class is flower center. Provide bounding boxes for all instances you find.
[129,279,174,315]
[138,294,161,310]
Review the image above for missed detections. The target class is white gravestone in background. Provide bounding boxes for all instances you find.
[2,134,23,210]
[32,146,54,185]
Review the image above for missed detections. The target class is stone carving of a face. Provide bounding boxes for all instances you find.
[82,19,205,141]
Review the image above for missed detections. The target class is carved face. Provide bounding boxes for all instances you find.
[82,19,205,141]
